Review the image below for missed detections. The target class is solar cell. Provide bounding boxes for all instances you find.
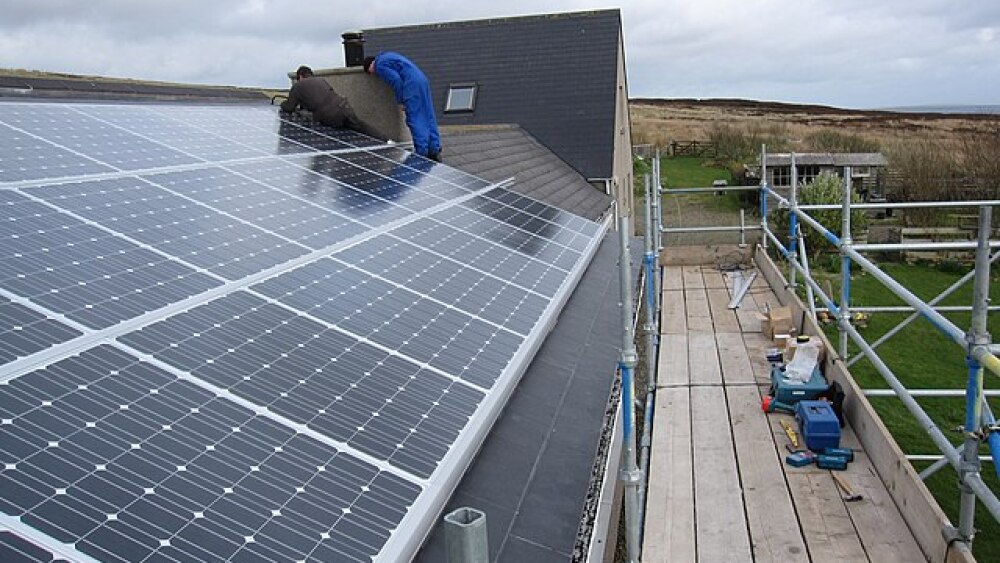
[29,175,309,281]
[0,530,66,562]
[0,123,115,183]
[0,99,606,562]
[0,297,81,366]
[293,155,446,212]
[0,189,220,330]
[390,217,570,297]
[335,151,472,201]
[153,164,368,251]
[373,147,490,191]
[226,158,412,229]
[251,259,523,388]
[0,105,200,171]
[72,105,269,162]
[336,235,549,335]
[277,113,387,150]
[147,105,316,156]
[0,346,420,563]
[432,202,582,271]
[119,291,484,478]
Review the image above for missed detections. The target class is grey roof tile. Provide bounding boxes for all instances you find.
[364,10,621,180]
[766,152,888,166]
[440,125,612,220]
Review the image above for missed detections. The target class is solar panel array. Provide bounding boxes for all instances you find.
[0,101,606,562]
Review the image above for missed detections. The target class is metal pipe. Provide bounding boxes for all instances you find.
[764,185,790,207]
[798,225,816,320]
[661,225,763,233]
[842,320,1000,522]
[642,174,657,395]
[799,199,1000,211]
[788,153,799,288]
[444,507,488,563]
[764,225,790,257]
[961,206,994,541]
[728,271,757,309]
[852,241,1000,252]
[840,167,853,361]
[792,205,842,247]
[637,385,655,549]
[865,389,1000,397]
[846,250,1000,367]
[761,145,769,250]
[651,155,663,315]
[662,185,761,193]
[617,216,641,563]
[763,226,840,314]
[739,209,747,248]
[981,401,1000,479]
[828,305,1000,313]
[842,247,967,346]
[920,453,959,480]
[912,454,994,463]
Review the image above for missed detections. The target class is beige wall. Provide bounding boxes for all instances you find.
[286,67,410,143]
[612,35,635,221]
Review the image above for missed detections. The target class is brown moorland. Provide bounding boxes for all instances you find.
[630,98,1000,148]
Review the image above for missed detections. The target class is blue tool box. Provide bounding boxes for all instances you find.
[769,364,827,405]
[795,400,841,451]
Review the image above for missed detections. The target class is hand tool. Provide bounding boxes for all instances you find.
[831,472,863,502]
[780,419,802,452]
[762,395,796,415]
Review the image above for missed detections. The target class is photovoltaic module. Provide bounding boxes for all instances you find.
[0,101,605,562]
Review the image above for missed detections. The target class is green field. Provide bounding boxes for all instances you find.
[817,262,1000,561]
[654,155,1000,560]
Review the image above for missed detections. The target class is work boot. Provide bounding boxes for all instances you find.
[427,149,441,163]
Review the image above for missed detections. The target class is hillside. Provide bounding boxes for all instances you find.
[630,98,1000,148]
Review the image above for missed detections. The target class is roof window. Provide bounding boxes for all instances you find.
[445,84,477,113]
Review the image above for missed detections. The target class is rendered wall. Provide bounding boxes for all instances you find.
[285,67,410,144]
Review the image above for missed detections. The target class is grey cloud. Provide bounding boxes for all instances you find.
[0,0,996,106]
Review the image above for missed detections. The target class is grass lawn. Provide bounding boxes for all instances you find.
[659,156,747,210]
[810,260,1000,561]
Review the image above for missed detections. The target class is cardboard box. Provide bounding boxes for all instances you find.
[760,306,793,340]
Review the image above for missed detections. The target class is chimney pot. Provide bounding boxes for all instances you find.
[342,31,365,67]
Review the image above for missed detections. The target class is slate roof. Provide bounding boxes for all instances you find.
[415,231,635,562]
[440,125,613,221]
[0,73,268,102]
[363,10,623,181]
[765,152,889,167]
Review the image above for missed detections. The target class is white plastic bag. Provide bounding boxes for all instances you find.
[785,339,819,383]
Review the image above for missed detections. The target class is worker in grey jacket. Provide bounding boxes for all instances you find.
[281,66,375,136]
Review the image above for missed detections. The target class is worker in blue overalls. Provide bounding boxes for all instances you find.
[364,52,442,162]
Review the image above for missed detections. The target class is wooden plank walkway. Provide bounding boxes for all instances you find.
[643,265,925,563]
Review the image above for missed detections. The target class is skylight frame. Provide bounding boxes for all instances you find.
[445,83,478,113]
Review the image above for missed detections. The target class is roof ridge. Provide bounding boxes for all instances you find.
[363,9,620,34]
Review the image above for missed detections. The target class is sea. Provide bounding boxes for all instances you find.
[876,104,1000,115]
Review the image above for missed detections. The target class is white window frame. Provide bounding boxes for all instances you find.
[445,83,477,113]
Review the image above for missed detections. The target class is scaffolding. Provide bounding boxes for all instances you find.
[639,146,1000,554]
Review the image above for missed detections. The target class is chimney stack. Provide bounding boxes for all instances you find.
[342,31,365,67]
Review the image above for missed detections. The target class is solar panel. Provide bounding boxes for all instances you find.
[0,297,81,365]
[0,100,608,562]
[0,189,220,330]
[0,105,200,171]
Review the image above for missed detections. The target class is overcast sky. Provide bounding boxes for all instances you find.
[1,0,997,109]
